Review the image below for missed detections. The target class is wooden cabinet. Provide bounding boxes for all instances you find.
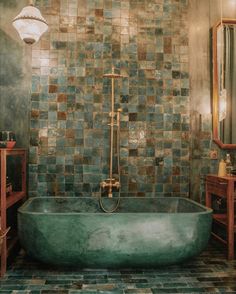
[206,174,236,260]
[0,149,26,277]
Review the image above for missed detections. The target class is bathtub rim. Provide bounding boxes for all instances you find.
[18,197,213,215]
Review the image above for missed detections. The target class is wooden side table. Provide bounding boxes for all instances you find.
[0,148,27,277]
[206,174,236,260]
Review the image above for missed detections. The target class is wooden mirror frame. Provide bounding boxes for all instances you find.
[212,18,236,149]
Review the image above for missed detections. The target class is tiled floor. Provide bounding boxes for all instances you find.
[1,241,236,294]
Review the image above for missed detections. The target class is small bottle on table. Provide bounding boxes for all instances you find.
[225,154,233,176]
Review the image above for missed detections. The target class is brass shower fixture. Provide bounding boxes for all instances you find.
[100,68,124,199]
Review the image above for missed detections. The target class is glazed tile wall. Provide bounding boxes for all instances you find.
[29,0,190,197]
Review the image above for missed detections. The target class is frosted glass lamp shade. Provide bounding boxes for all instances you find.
[12,5,48,45]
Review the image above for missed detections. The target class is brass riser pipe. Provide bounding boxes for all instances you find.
[100,68,124,199]
[108,75,114,198]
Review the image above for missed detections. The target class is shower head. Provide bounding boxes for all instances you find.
[103,67,128,79]
[103,73,126,79]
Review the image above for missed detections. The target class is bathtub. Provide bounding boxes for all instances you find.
[18,197,212,267]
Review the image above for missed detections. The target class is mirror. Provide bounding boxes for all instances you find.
[212,19,236,149]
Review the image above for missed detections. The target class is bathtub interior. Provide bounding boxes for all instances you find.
[20,197,209,214]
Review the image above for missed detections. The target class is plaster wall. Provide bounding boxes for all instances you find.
[0,0,31,148]
[189,0,236,202]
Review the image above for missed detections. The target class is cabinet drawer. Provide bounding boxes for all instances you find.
[206,177,228,196]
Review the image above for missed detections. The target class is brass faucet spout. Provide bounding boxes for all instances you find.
[100,178,120,198]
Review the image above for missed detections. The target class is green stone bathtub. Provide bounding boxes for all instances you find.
[18,197,212,267]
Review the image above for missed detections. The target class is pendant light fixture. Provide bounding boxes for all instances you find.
[12,0,48,45]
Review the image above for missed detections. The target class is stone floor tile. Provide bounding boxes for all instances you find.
[0,242,235,294]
